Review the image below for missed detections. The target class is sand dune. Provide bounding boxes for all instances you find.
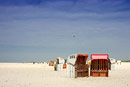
[0,62,130,87]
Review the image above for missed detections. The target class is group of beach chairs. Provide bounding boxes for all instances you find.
[49,54,111,78]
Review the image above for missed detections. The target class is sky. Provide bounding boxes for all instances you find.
[0,0,130,62]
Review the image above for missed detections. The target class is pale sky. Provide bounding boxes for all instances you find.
[0,0,130,62]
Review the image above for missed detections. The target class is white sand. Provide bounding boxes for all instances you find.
[0,62,130,87]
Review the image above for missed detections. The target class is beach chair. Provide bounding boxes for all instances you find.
[67,54,89,78]
[90,54,109,77]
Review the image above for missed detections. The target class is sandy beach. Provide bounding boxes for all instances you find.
[0,62,130,87]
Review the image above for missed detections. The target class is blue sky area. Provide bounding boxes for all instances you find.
[0,0,130,62]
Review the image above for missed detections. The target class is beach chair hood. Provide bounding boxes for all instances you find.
[91,54,109,61]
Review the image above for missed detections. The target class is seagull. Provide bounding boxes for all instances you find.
[72,33,76,38]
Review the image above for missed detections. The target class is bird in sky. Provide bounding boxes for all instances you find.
[72,33,76,38]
